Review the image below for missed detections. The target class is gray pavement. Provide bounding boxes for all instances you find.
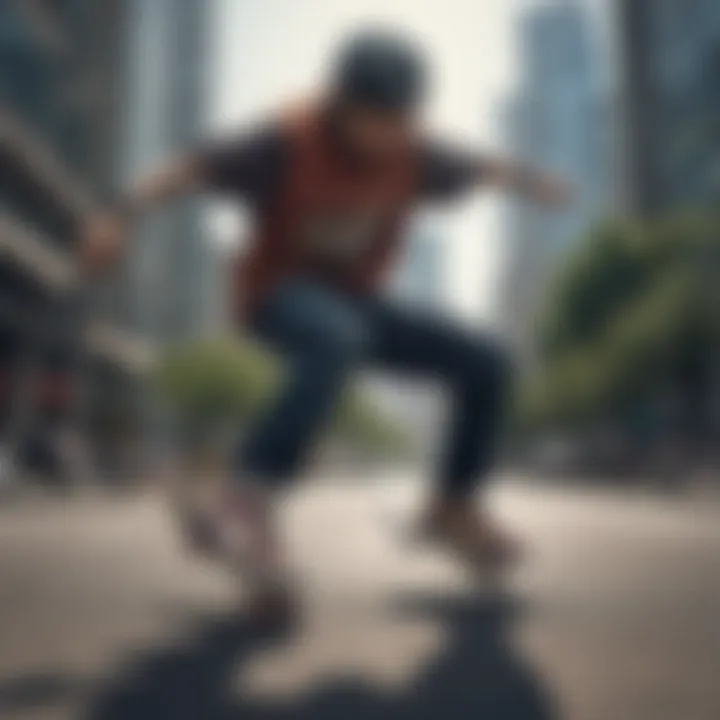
[0,475,719,720]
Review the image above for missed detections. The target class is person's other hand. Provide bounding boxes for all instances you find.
[532,173,575,208]
[79,211,127,275]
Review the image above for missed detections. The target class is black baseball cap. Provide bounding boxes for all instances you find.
[332,29,428,112]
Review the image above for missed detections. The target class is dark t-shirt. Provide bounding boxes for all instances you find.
[199,124,484,209]
[196,119,486,316]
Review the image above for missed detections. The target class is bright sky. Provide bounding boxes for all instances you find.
[208,0,522,323]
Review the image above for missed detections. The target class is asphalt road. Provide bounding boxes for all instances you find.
[0,475,719,720]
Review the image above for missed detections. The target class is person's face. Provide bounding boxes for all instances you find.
[338,104,417,161]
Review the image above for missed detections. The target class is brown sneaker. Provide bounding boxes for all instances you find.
[419,498,522,573]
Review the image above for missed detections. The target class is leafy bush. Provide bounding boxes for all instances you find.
[153,338,408,455]
[521,210,720,431]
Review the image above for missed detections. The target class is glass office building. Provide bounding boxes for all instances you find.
[500,0,610,362]
[0,1,139,478]
[616,0,720,213]
[123,0,216,342]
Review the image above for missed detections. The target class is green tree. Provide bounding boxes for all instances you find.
[523,210,720,438]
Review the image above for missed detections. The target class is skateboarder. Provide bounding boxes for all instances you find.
[80,29,572,622]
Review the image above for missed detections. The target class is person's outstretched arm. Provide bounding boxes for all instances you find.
[79,155,206,273]
[79,123,286,274]
[478,156,573,207]
[420,140,574,208]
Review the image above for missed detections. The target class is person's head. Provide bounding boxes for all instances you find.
[327,29,428,161]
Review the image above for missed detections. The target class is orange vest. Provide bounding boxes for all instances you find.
[233,104,420,321]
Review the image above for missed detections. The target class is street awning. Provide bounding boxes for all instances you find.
[0,214,153,373]
[0,110,94,220]
[0,214,77,294]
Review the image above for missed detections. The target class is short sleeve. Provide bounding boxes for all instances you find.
[418,139,487,201]
[196,123,288,208]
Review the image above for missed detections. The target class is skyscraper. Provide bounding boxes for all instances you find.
[500,0,610,363]
[123,0,217,342]
[615,0,720,214]
[0,0,146,473]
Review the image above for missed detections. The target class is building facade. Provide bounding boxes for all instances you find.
[500,0,611,363]
[1,0,149,480]
[122,0,217,343]
[615,0,720,214]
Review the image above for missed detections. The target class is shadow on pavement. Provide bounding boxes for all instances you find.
[86,591,558,720]
[0,672,85,715]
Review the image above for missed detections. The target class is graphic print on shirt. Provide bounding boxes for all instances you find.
[297,205,386,268]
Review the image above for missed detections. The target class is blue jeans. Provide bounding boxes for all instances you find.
[238,280,511,499]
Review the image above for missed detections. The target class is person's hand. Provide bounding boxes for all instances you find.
[78,211,127,275]
[531,172,575,208]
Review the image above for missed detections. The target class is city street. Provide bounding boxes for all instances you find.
[0,475,719,720]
